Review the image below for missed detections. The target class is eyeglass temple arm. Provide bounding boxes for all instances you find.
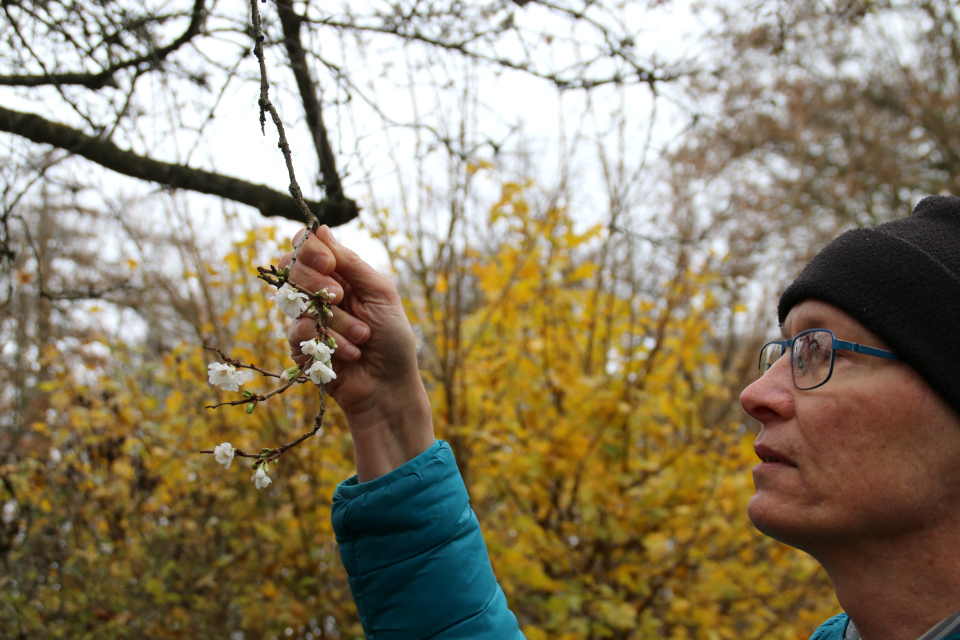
[833,339,900,361]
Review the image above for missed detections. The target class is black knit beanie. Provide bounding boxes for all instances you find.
[778,195,960,415]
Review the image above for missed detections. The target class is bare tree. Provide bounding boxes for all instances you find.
[668,0,960,276]
[0,0,691,228]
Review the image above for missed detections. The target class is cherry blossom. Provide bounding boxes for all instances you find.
[207,362,251,392]
[306,360,336,384]
[214,442,236,469]
[272,284,309,318]
[300,338,334,362]
[251,467,272,489]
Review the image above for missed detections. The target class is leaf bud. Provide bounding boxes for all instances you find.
[242,389,254,398]
[246,403,256,414]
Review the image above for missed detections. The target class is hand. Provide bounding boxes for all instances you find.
[278,225,434,482]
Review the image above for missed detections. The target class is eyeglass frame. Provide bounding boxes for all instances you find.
[758,327,901,390]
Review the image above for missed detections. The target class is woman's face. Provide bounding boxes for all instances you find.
[740,300,960,556]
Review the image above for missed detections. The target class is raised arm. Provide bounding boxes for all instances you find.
[279,226,525,639]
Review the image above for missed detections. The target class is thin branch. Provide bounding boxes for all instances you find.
[311,16,684,90]
[197,0,340,475]
[0,0,208,89]
[274,0,346,200]
[251,0,316,229]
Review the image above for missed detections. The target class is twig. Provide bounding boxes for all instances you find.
[203,346,286,380]
[197,1,336,477]
[249,0,318,262]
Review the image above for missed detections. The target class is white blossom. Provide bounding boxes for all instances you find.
[207,362,251,392]
[306,360,337,384]
[214,442,235,469]
[300,339,334,362]
[273,285,309,319]
[251,467,272,489]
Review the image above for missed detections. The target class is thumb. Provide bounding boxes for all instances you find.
[316,225,396,298]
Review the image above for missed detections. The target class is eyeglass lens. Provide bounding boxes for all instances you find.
[758,330,836,390]
[759,342,784,373]
[792,330,833,389]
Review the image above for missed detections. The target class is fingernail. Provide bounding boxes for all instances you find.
[349,325,368,343]
[342,342,360,359]
[312,253,329,273]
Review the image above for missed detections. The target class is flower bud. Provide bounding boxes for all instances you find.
[242,389,254,398]
[283,366,301,381]
[322,305,333,317]
[246,403,256,414]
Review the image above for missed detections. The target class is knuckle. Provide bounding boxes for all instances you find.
[381,276,401,299]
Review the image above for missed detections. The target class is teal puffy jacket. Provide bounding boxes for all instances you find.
[332,440,525,639]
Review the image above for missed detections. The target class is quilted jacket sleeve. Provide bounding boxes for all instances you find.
[331,440,525,640]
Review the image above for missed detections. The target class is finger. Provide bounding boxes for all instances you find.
[288,328,359,364]
[314,225,396,300]
[287,317,319,365]
[326,327,361,361]
[278,230,336,275]
[287,264,344,305]
[287,310,367,363]
[326,304,371,346]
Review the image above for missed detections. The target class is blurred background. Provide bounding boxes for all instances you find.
[2,0,958,638]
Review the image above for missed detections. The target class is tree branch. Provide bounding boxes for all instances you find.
[0,104,358,225]
[0,0,208,90]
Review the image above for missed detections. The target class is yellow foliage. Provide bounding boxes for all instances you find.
[389,180,839,639]
[3,180,839,639]
[2,231,361,639]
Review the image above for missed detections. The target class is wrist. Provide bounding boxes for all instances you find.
[346,377,435,483]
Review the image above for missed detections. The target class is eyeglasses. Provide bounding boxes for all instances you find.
[758,328,900,390]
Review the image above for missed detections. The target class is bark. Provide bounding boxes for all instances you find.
[0,105,358,225]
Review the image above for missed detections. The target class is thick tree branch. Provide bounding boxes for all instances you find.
[274,0,345,200]
[0,0,207,89]
[0,105,358,225]
[0,71,118,89]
